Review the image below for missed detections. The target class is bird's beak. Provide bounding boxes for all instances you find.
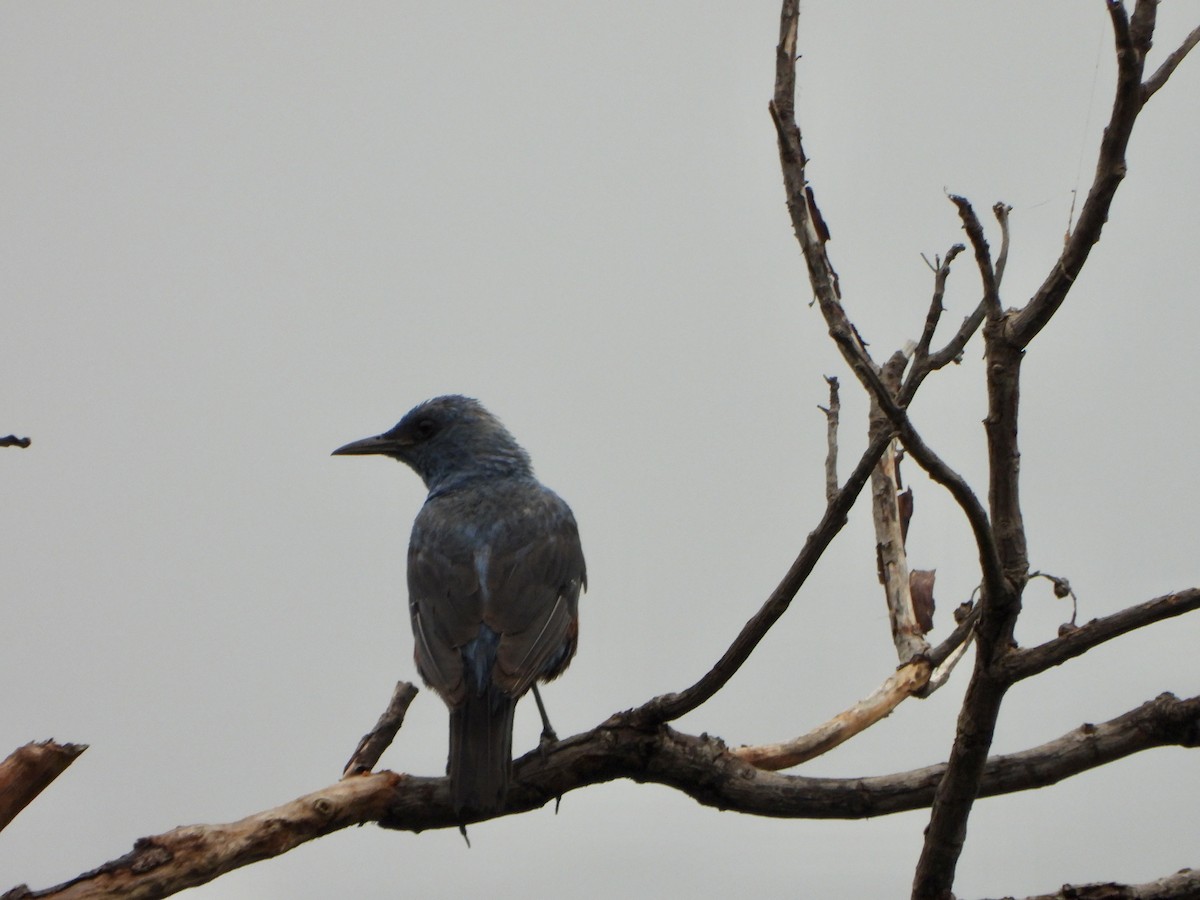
[331,434,407,457]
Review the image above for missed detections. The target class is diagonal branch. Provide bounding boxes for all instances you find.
[913,244,965,365]
[731,609,977,770]
[342,681,419,776]
[1008,0,1162,349]
[731,658,932,770]
[1000,588,1200,682]
[0,742,88,833]
[632,427,894,725]
[1143,23,1200,100]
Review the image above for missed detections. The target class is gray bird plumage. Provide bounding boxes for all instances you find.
[334,396,586,814]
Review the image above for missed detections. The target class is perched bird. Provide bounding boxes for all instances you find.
[333,396,586,815]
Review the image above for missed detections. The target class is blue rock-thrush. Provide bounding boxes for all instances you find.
[333,396,586,814]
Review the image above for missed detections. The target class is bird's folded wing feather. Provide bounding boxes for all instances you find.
[408,542,482,705]
[488,522,585,696]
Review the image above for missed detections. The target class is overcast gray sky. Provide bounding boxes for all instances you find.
[3,2,1198,897]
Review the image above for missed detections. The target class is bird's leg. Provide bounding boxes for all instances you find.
[530,684,564,814]
[531,684,558,745]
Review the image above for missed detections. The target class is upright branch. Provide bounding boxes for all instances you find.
[818,376,840,504]
[913,191,1027,900]
[769,0,877,388]
[870,356,931,664]
[911,3,1200,896]
[912,245,965,365]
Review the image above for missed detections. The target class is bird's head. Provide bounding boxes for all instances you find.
[332,395,532,491]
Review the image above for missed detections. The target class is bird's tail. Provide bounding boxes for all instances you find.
[448,682,516,816]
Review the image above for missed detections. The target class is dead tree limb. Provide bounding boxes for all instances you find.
[1001,588,1200,682]
[343,681,419,776]
[987,867,1200,900]
[8,693,1197,899]
[0,742,87,833]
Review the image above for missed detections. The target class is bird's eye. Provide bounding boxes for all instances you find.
[414,418,438,440]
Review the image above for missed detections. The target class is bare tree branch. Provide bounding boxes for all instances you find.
[818,375,840,503]
[948,195,1002,321]
[902,202,1008,401]
[0,435,31,449]
[343,681,419,776]
[632,427,894,725]
[769,0,878,392]
[0,742,87,833]
[732,657,933,771]
[1,773,407,900]
[9,694,1196,899]
[913,244,965,364]
[1143,23,1200,100]
[1000,588,1200,683]
[909,7,1191,890]
[871,359,931,664]
[979,866,1200,900]
[1008,0,1159,349]
[732,606,977,770]
[854,378,1006,606]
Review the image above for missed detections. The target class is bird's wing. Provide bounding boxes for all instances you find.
[486,505,586,697]
[407,536,484,706]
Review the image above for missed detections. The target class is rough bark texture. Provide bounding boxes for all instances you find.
[0,742,87,833]
[6,694,1198,899]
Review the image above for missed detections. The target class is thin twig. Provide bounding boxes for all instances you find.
[1143,23,1200,99]
[913,244,965,362]
[343,682,419,776]
[818,376,840,504]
